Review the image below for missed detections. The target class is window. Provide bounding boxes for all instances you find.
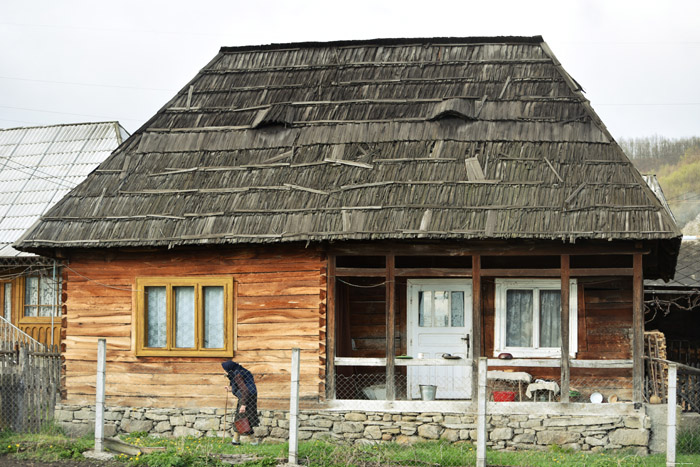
[136,277,235,357]
[494,279,577,358]
[2,282,11,322]
[24,275,60,318]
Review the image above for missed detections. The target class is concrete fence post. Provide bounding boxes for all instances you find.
[95,339,106,452]
[476,357,487,467]
[288,348,300,465]
[666,363,677,467]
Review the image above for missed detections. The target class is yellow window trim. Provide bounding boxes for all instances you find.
[135,276,236,357]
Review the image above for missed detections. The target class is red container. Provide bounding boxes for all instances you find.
[493,391,516,402]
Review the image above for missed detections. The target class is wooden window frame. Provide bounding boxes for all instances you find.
[135,276,236,357]
[494,278,578,358]
[19,275,60,323]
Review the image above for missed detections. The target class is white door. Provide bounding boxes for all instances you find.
[407,279,472,399]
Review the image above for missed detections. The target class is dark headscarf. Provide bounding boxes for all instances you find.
[222,360,257,397]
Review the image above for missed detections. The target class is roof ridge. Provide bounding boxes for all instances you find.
[220,36,544,53]
[0,121,120,133]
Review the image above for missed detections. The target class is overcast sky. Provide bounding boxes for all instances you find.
[1,0,699,140]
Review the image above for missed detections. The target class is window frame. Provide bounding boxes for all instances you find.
[135,276,236,357]
[494,278,578,358]
[21,274,61,321]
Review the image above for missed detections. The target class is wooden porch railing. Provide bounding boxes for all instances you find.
[0,316,46,353]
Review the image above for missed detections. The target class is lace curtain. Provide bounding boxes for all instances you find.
[146,286,167,348]
[203,286,224,348]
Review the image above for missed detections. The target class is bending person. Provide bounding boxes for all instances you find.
[222,360,259,445]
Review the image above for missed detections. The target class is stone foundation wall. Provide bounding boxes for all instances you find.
[54,404,651,453]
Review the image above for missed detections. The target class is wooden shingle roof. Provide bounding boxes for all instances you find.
[15,37,680,256]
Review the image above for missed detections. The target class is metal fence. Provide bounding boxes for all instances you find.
[0,343,61,432]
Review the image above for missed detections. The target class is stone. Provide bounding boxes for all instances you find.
[278,420,289,429]
[338,422,364,433]
[270,427,288,438]
[254,426,270,437]
[513,432,535,444]
[173,426,201,438]
[536,430,580,445]
[417,424,441,439]
[61,422,93,437]
[401,425,417,435]
[623,417,644,429]
[103,424,118,438]
[345,412,367,422]
[145,412,169,421]
[440,429,459,442]
[364,425,382,440]
[459,429,471,440]
[585,436,606,447]
[490,427,513,441]
[74,409,94,421]
[154,421,172,433]
[298,430,313,440]
[170,416,185,426]
[193,418,220,432]
[122,419,154,433]
[608,429,649,446]
[396,435,420,444]
[54,410,74,422]
[312,419,333,429]
[543,416,619,427]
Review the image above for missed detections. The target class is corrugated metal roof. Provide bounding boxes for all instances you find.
[0,122,126,257]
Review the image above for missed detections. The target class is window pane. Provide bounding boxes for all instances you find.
[203,286,224,348]
[174,286,195,348]
[146,286,167,348]
[451,291,464,327]
[39,277,56,306]
[540,290,561,348]
[433,291,449,327]
[25,276,38,305]
[506,289,533,347]
[418,291,432,327]
[4,283,11,322]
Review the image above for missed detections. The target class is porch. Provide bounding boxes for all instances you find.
[324,242,647,406]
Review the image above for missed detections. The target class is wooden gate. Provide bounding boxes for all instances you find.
[0,343,61,432]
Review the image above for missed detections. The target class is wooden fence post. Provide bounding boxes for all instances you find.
[95,339,106,452]
[288,348,300,465]
[18,345,28,432]
[476,357,487,467]
[666,363,677,467]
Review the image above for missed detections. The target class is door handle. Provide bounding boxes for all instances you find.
[461,334,470,357]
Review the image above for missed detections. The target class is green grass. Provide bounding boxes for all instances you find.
[3,428,700,466]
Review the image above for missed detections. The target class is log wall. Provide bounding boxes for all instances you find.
[62,245,325,409]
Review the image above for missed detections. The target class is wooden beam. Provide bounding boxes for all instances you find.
[472,254,482,400]
[560,254,570,403]
[326,254,336,400]
[386,253,396,401]
[335,267,386,277]
[328,242,651,257]
[395,268,472,277]
[633,252,644,403]
[480,267,634,277]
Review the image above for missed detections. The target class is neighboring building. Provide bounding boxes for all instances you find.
[15,37,680,445]
[1,122,128,347]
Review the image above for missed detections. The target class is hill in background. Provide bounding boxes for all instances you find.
[620,136,700,234]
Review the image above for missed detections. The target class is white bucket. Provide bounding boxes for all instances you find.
[419,384,437,401]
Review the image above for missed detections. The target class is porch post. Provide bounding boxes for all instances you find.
[386,253,396,400]
[560,254,570,403]
[472,254,482,400]
[633,252,644,403]
[326,254,336,400]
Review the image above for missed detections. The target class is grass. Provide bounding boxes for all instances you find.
[3,428,700,466]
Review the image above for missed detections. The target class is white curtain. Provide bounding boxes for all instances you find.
[38,276,57,317]
[506,289,533,347]
[174,286,195,348]
[450,291,464,327]
[203,286,224,348]
[4,283,11,321]
[146,286,167,348]
[539,290,561,348]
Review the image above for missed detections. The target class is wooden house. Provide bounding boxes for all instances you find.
[15,37,680,412]
[1,122,127,347]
